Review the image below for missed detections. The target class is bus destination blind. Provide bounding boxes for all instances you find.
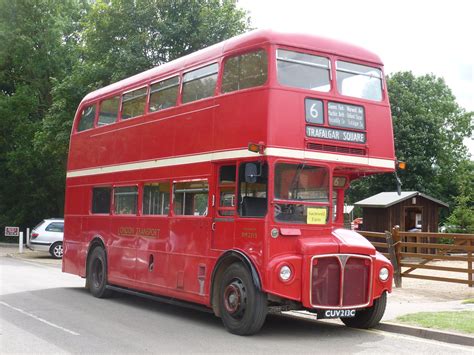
[328,102,365,130]
[306,126,366,143]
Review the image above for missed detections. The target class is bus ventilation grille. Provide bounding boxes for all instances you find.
[311,255,371,308]
[307,143,366,156]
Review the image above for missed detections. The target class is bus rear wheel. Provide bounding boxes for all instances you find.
[219,263,267,335]
[87,247,112,298]
[341,291,387,329]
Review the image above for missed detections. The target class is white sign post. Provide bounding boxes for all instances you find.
[19,232,23,253]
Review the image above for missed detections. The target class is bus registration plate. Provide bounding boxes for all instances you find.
[317,309,356,319]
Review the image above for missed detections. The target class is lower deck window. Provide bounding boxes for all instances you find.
[92,187,111,214]
[173,180,209,216]
[114,186,138,215]
[143,182,170,215]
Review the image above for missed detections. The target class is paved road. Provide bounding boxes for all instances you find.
[0,256,472,354]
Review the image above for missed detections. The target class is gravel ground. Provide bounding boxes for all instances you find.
[396,260,473,301]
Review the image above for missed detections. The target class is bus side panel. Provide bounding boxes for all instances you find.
[139,113,177,162]
[63,184,86,276]
[233,220,267,290]
[172,99,215,157]
[106,215,136,286]
[135,217,170,289]
[214,90,268,152]
[168,217,212,296]
[63,216,86,276]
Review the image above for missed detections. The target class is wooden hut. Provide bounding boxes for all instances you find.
[354,191,448,233]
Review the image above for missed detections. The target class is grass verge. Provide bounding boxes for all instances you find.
[396,311,474,334]
[462,299,474,304]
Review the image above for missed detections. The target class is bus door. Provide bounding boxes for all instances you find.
[211,164,237,250]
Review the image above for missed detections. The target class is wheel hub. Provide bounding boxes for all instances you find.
[223,280,246,317]
[54,244,63,258]
[92,259,104,288]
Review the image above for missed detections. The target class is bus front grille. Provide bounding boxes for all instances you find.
[311,255,372,309]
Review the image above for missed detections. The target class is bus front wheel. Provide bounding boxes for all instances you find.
[219,263,267,335]
[341,291,387,329]
[87,247,112,298]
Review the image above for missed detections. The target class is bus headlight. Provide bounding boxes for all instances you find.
[379,267,389,281]
[279,265,292,281]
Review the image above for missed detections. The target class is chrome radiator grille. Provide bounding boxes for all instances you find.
[311,254,372,309]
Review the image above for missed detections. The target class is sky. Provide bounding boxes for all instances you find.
[237,0,474,156]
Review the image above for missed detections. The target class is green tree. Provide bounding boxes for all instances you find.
[348,72,473,211]
[0,0,83,232]
[0,0,250,234]
[445,160,474,233]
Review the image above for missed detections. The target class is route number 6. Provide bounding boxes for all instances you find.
[310,103,319,119]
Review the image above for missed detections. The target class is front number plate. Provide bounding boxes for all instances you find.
[317,309,356,319]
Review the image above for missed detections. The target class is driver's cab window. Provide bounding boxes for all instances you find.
[239,162,268,217]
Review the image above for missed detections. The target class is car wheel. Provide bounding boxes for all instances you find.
[87,247,112,298]
[49,242,63,259]
[341,291,387,329]
[219,263,267,335]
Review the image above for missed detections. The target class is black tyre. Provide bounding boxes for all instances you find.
[219,263,267,335]
[49,242,63,259]
[87,247,112,298]
[341,291,387,329]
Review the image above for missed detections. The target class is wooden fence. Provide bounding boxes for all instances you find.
[359,227,474,287]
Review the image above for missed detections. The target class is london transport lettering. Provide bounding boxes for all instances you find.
[306,126,366,143]
[118,227,160,238]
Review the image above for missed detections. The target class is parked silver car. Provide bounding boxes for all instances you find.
[30,219,64,259]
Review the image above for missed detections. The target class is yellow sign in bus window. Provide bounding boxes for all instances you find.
[307,207,327,224]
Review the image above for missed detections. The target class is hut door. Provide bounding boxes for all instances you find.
[404,207,423,231]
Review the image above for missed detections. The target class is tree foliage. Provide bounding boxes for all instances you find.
[445,160,474,233]
[0,0,249,232]
[348,72,473,217]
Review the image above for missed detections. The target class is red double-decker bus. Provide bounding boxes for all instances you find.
[63,30,395,335]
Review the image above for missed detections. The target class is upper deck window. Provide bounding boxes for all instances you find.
[122,87,147,119]
[98,96,120,126]
[149,76,179,112]
[77,105,96,132]
[182,63,218,103]
[277,49,330,92]
[222,49,267,93]
[336,61,383,101]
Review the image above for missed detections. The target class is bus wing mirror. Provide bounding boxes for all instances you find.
[245,163,258,183]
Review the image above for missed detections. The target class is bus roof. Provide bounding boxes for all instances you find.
[82,29,383,103]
